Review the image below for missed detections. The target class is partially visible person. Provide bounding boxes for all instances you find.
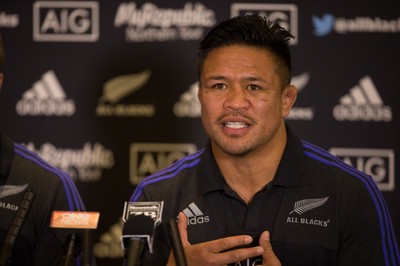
[125,15,400,265]
[0,34,91,265]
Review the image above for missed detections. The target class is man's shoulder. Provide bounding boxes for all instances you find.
[301,140,375,190]
[131,149,205,201]
[12,143,69,181]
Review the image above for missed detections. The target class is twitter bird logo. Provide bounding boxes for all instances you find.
[312,14,335,36]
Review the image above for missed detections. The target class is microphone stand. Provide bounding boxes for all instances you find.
[126,239,145,266]
[0,189,35,266]
[168,219,187,266]
[61,233,80,266]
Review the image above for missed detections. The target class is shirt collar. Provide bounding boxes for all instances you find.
[198,141,225,195]
[272,125,303,188]
[197,124,304,195]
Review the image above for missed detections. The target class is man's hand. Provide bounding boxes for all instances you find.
[259,231,281,266]
[167,212,281,266]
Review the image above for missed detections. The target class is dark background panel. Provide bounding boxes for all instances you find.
[0,1,398,265]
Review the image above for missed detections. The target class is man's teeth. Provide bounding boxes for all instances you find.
[225,122,247,129]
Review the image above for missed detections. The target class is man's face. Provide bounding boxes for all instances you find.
[198,45,296,157]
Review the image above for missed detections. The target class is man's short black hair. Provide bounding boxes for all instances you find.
[197,15,294,86]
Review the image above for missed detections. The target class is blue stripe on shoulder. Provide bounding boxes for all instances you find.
[130,148,204,202]
[302,140,400,265]
[14,143,84,211]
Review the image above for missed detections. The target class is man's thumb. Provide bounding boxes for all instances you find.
[259,231,281,266]
[177,212,190,246]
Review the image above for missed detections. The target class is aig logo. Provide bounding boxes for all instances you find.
[33,1,99,42]
[130,143,197,185]
[231,3,298,45]
[330,148,395,191]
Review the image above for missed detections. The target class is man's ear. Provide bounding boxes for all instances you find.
[282,85,297,118]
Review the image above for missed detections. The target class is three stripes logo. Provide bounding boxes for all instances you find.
[333,76,392,122]
[182,202,210,225]
[16,70,76,116]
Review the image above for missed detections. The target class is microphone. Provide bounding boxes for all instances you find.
[167,219,187,266]
[121,201,164,266]
[50,210,100,265]
[0,189,35,266]
[60,233,81,266]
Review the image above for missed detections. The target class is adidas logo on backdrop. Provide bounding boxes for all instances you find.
[16,70,76,116]
[182,202,210,225]
[332,76,392,122]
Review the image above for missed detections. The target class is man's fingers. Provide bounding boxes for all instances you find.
[177,212,190,246]
[190,236,263,266]
[259,231,281,266]
[208,235,253,253]
[206,246,264,265]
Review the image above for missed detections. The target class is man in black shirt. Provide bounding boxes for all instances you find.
[0,35,90,265]
[127,15,400,265]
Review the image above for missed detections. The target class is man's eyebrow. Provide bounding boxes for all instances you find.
[244,76,269,83]
[203,75,227,81]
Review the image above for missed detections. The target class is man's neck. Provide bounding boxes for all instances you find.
[212,131,287,205]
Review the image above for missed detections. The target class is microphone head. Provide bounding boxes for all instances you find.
[122,213,155,236]
[121,201,164,254]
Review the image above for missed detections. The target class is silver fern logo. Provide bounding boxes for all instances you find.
[0,184,28,199]
[289,196,329,215]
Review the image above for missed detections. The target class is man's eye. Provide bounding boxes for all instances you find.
[213,83,227,90]
[247,84,261,91]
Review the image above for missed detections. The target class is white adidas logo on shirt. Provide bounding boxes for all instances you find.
[182,202,210,225]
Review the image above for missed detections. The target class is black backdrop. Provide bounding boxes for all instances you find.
[1,1,399,265]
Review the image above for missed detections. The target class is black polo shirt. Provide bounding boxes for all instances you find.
[130,126,399,266]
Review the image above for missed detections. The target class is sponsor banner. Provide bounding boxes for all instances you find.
[332,76,392,122]
[313,14,400,36]
[114,2,216,42]
[0,11,19,28]
[231,3,298,45]
[130,143,197,185]
[0,1,399,264]
[173,82,201,118]
[96,70,155,117]
[16,70,76,116]
[330,148,395,191]
[33,1,99,42]
[93,218,124,258]
[24,142,115,182]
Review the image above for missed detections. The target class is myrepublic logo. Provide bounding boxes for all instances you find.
[130,143,197,185]
[114,2,216,42]
[330,148,395,191]
[24,142,115,182]
[33,1,99,42]
[313,13,400,36]
[231,3,298,45]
